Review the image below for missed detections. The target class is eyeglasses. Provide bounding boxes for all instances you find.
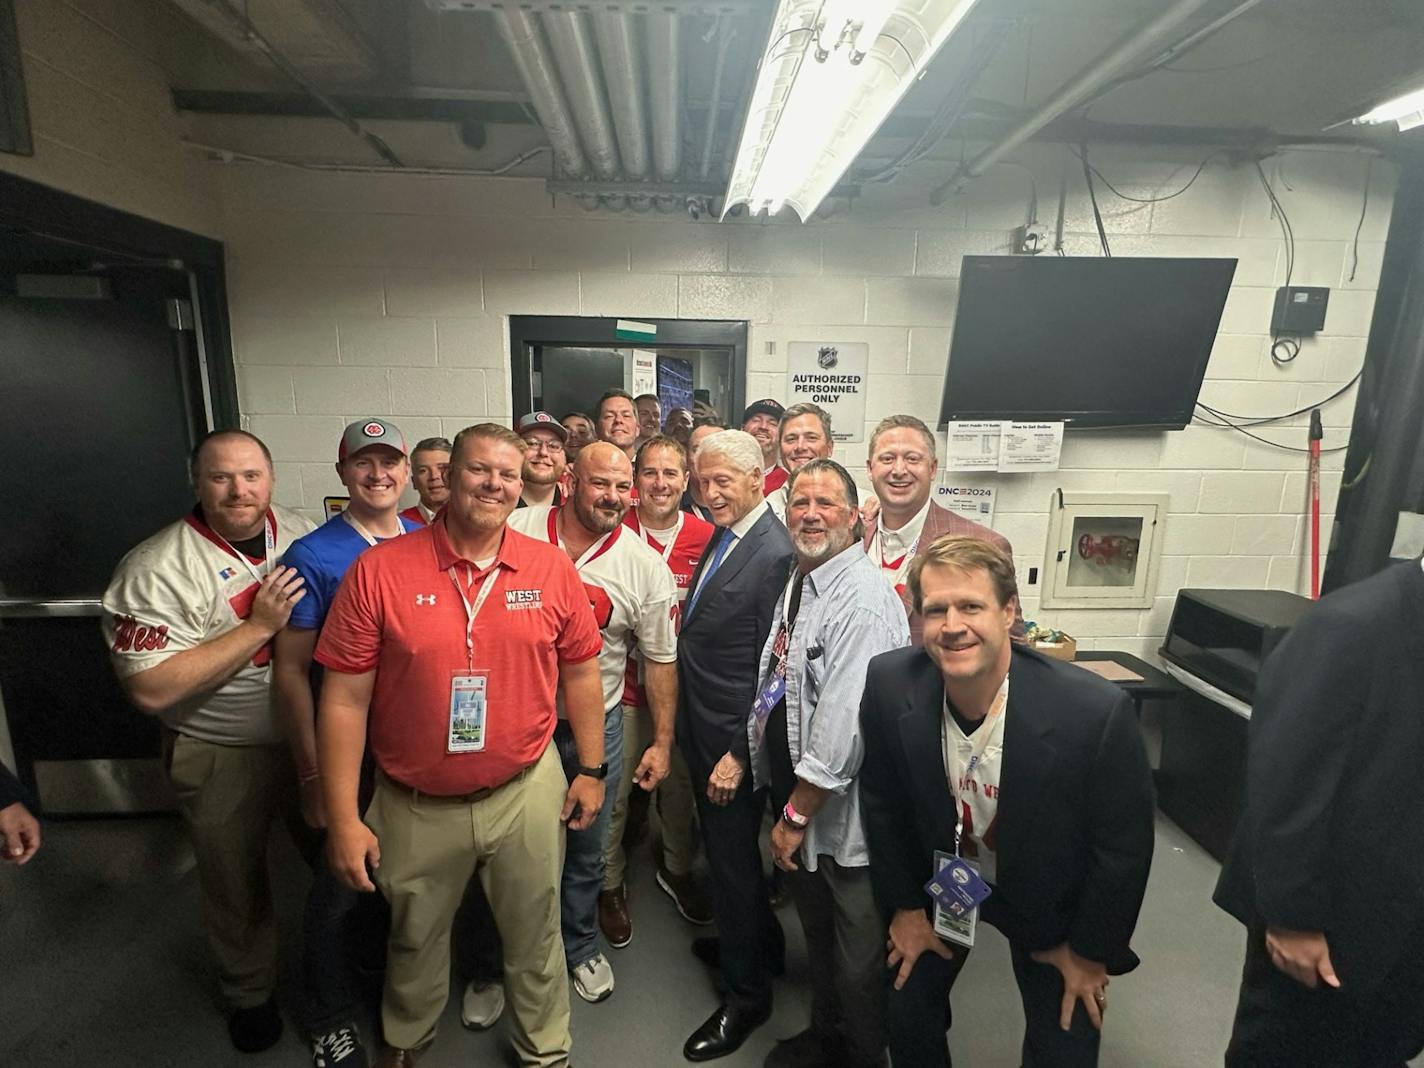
[523,438,565,455]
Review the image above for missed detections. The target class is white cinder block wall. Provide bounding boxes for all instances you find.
[221,146,1392,662]
[0,0,224,236]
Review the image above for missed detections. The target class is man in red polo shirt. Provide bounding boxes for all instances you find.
[316,423,606,1068]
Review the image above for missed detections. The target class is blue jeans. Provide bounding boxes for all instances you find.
[553,705,624,969]
[302,835,389,1033]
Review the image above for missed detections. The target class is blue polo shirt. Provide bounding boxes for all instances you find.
[282,513,422,631]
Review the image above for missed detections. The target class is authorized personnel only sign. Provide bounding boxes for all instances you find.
[786,341,868,444]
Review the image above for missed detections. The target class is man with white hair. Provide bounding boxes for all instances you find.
[677,429,796,1061]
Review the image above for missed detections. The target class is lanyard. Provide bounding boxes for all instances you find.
[780,566,803,642]
[217,514,276,585]
[446,565,502,673]
[343,510,406,548]
[941,676,1009,855]
[546,507,619,571]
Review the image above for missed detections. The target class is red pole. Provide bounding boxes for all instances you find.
[1309,410,1322,599]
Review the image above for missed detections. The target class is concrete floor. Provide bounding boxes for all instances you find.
[0,811,1266,1067]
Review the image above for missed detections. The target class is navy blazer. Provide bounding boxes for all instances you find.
[859,643,1155,974]
[676,506,795,777]
[1,760,29,811]
[1215,561,1424,992]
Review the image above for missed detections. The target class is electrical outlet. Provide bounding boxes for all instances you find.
[1011,224,1048,255]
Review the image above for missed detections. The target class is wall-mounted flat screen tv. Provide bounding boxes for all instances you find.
[939,255,1238,430]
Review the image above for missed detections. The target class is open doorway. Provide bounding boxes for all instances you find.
[509,316,747,429]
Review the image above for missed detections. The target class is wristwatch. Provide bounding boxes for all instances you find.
[574,762,609,781]
[782,801,810,829]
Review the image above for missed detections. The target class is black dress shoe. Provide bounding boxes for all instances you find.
[691,935,787,976]
[227,996,283,1053]
[683,1001,773,1062]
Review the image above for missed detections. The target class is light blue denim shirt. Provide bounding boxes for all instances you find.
[748,542,911,871]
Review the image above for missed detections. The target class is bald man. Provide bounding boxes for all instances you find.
[504,443,680,1003]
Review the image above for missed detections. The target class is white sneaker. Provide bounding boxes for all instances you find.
[571,953,615,1003]
[460,980,505,1030]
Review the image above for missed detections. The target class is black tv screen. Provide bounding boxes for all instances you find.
[939,256,1237,430]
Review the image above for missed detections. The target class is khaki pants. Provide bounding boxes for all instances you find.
[602,702,699,889]
[367,743,571,1066]
[163,731,304,1011]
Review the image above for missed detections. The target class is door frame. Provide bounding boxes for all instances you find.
[508,315,749,424]
[0,171,238,426]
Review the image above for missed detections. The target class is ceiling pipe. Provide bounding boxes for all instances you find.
[593,13,652,210]
[697,18,735,179]
[541,11,622,181]
[493,10,589,177]
[647,11,684,181]
[593,13,651,179]
[929,0,1227,204]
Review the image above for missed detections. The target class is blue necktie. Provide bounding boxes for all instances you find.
[686,528,734,619]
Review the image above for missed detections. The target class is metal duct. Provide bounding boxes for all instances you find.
[494,11,589,178]
[646,12,683,181]
[542,11,621,180]
[698,18,734,180]
[593,14,650,179]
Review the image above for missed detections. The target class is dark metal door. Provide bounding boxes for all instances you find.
[0,265,203,812]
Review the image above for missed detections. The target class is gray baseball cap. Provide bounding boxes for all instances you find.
[338,418,408,460]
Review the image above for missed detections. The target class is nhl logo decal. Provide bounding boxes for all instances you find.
[817,346,839,369]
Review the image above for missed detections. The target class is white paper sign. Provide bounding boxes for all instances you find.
[786,341,868,443]
[936,484,996,528]
[945,421,1004,471]
[631,349,658,397]
[999,421,1064,472]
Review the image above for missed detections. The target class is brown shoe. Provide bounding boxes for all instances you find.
[598,884,633,948]
[374,1047,421,1068]
[657,866,714,926]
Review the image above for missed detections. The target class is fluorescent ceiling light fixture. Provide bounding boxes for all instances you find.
[723,0,981,222]
[1352,84,1424,132]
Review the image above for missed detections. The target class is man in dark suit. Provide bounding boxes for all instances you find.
[1214,559,1424,1066]
[677,428,796,1061]
[859,536,1154,1067]
[0,760,41,864]
[862,415,1023,644]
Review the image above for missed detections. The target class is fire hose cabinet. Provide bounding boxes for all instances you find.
[1041,492,1169,610]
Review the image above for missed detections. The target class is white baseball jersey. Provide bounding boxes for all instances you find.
[102,506,315,746]
[943,678,1008,884]
[508,505,677,714]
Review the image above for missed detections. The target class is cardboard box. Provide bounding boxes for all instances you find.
[1030,635,1078,662]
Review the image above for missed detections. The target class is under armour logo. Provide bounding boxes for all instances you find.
[416,594,437,606]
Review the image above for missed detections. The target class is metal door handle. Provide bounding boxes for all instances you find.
[0,599,106,618]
